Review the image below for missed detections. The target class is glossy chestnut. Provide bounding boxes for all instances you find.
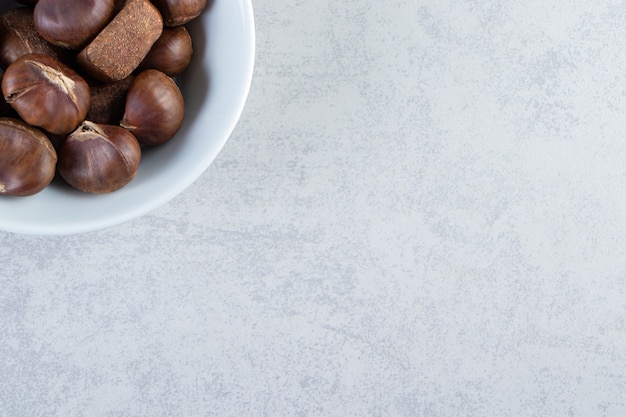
[0,7,72,68]
[138,26,193,77]
[0,117,56,196]
[58,121,141,194]
[34,0,115,49]
[120,69,184,146]
[2,53,90,134]
[151,0,207,27]
[0,69,13,117]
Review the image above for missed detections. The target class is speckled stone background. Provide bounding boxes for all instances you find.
[2,0,626,415]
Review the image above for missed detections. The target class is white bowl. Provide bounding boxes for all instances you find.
[0,0,255,235]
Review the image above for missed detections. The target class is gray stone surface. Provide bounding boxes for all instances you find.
[2,0,626,415]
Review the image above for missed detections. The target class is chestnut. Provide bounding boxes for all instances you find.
[33,0,115,50]
[151,0,207,27]
[58,121,141,194]
[2,53,90,135]
[0,7,73,69]
[0,117,56,196]
[121,69,184,146]
[0,69,14,118]
[138,26,193,77]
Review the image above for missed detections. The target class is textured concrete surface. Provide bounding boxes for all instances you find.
[2,0,626,416]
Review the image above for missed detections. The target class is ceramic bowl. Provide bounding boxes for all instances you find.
[0,0,255,234]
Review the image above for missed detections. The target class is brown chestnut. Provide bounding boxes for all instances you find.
[0,7,73,69]
[2,53,90,135]
[138,26,193,77]
[121,69,184,146]
[151,0,207,27]
[33,0,115,50]
[58,121,141,194]
[0,117,56,196]
[0,69,14,118]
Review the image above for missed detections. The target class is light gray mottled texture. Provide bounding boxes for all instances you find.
[2,0,626,415]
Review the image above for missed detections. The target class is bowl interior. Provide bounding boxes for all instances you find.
[0,0,255,234]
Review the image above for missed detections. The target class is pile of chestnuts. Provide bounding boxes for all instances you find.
[0,0,205,196]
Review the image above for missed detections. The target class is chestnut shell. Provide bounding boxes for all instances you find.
[138,26,193,77]
[0,7,73,69]
[58,121,141,194]
[151,0,207,27]
[121,69,184,146]
[2,53,91,135]
[0,69,14,117]
[0,117,57,196]
[34,0,115,49]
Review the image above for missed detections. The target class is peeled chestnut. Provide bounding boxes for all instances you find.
[0,117,57,196]
[121,69,184,146]
[58,121,141,194]
[34,0,115,50]
[138,26,193,77]
[77,0,163,82]
[151,0,207,27]
[2,53,90,134]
